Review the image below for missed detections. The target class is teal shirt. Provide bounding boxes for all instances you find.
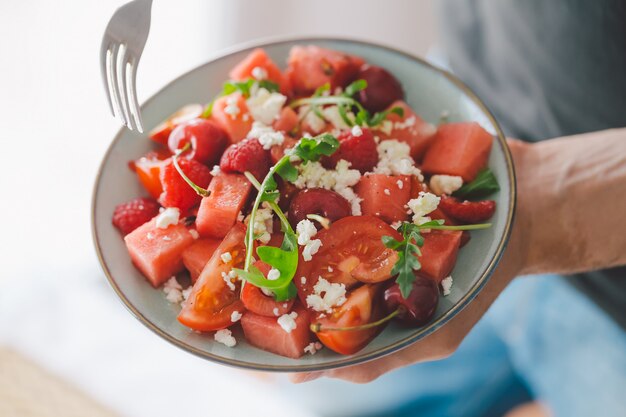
[438,0,626,328]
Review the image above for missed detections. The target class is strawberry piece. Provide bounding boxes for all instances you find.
[159,157,212,213]
[438,195,496,224]
[323,128,378,173]
[219,138,270,181]
[112,197,161,235]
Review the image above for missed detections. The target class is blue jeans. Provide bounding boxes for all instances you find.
[281,275,626,417]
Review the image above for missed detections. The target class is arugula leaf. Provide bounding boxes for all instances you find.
[368,106,404,126]
[292,133,340,162]
[453,168,500,199]
[343,79,367,97]
[383,220,493,298]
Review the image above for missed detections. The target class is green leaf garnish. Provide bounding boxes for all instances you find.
[237,133,339,300]
[200,78,279,119]
[343,79,367,97]
[383,220,492,298]
[453,168,500,199]
[172,143,210,197]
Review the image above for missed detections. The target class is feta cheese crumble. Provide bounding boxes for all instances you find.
[251,66,268,80]
[296,219,318,245]
[189,229,199,240]
[397,179,404,189]
[441,276,453,296]
[302,239,322,261]
[210,165,221,176]
[298,105,326,134]
[300,276,307,285]
[384,188,391,195]
[407,191,440,224]
[429,175,463,196]
[277,312,298,333]
[322,105,355,130]
[214,329,237,347]
[304,342,323,355]
[267,268,281,281]
[374,140,423,180]
[224,95,241,120]
[246,205,273,244]
[351,125,363,137]
[247,121,285,150]
[273,307,280,316]
[230,310,243,322]
[220,251,233,263]
[246,88,287,124]
[163,276,183,303]
[221,270,238,291]
[155,207,180,229]
[306,277,347,313]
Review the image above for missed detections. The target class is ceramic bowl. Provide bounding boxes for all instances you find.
[92,37,515,372]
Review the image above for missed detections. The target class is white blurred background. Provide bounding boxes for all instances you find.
[0,1,436,416]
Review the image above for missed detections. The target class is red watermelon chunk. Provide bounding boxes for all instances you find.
[286,45,364,95]
[124,218,195,287]
[229,48,291,96]
[196,173,252,239]
[417,230,462,283]
[421,122,493,182]
[182,238,222,283]
[378,101,438,161]
[356,174,412,223]
[272,107,299,134]
[210,93,253,143]
[241,305,312,359]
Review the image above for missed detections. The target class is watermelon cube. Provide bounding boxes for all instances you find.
[124,218,195,287]
[379,101,437,161]
[421,122,493,182]
[229,48,291,96]
[211,93,253,143]
[241,305,312,359]
[356,174,412,223]
[417,230,462,283]
[182,238,222,283]
[196,173,252,238]
[272,107,299,134]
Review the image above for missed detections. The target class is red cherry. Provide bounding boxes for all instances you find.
[168,119,229,166]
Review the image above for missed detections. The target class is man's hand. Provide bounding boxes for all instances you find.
[291,129,626,383]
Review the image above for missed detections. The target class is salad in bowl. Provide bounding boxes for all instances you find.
[94,39,513,370]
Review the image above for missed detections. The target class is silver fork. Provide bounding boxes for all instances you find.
[100,0,153,132]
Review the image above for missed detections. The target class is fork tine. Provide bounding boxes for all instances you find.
[100,42,115,116]
[108,43,128,127]
[126,58,144,132]
[116,44,134,130]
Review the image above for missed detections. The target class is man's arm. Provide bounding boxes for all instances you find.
[292,128,626,383]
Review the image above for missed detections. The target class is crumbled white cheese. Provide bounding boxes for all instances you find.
[296,219,318,246]
[162,236,171,241]
[273,307,280,316]
[328,266,334,272]
[397,179,404,189]
[378,120,393,135]
[155,207,180,229]
[214,329,236,347]
[146,232,154,240]
[221,270,237,291]
[224,95,241,120]
[163,276,183,303]
[304,342,323,355]
[351,125,363,137]
[251,66,268,80]
[384,188,391,196]
[322,105,354,130]
[300,276,307,285]
[182,286,192,302]
[220,252,233,264]
[441,276,453,296]
[261,287,274,297]
[247,121,285,150]
[237,211,245,222]
[302,239,322,261]
[189,229,199,240]
[231,310,243,322]
[429,175,463,196]
[267,268,281,281]
[408,191,440,224]
[210,165,221,176]
[335,186,362,216]
[374,140,423,180]
[246,88,287,124]
[306,277,347,313]
[246,205,273,244]
[298,105,326,133]
[277,312,298,333]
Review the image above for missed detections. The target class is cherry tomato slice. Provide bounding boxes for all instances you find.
[295,216,401,304]
[315,284,384,355]
[178,223,246,331]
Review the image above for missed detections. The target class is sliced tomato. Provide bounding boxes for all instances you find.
[182,238,222,283]
[149,104,204,145]
[315,284,384,355]
[178,223,246,331]
[132,151,170,199]
[241,261,296,317]
[295,216,401,304]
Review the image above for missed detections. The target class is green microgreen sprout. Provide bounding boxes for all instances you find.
[172,143,210,197]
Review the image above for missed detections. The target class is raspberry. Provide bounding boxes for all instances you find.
[438,195,496,224]
[219,138,270,181]
[323,128,378,173]
[112,197,161,235]
[159,157,212,213]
